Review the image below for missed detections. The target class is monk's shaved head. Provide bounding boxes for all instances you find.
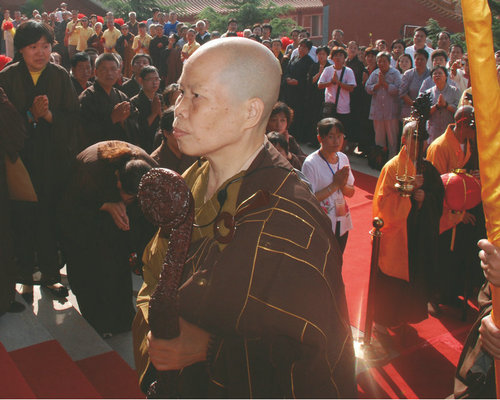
[402,120,417,142]
[454,105,474,122]
[454,105,476,140]
[185,37,282,122]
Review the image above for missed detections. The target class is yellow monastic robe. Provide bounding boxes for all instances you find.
[426,124,471,233]
[372,146,414,281]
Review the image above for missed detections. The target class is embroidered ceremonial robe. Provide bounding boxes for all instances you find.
[132,143,356,398]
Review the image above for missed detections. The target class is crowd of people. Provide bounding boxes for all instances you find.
[1,2,500,397]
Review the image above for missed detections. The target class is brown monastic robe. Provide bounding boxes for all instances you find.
[133,142,356,398]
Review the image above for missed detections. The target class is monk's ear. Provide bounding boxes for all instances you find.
[242,97,265,130]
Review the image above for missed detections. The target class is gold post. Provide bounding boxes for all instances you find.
[364,217,384,346]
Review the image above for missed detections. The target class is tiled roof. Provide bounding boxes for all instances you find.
[155,0,322,17]
[416,0,463,21]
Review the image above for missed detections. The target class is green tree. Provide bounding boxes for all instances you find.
[21,0,45,15]
[487,0,500,50]
[425,18,467,51]
[426,0,500,52]
[198,0,298,37]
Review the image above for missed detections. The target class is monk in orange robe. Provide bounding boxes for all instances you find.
[427,105,485,308]
[373,121,444,329]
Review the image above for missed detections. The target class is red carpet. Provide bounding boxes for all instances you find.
[344,169,377,329]
[0,342,35,399]
[9,340,101,398]
[344,169,477,399]
[76,351,145,398]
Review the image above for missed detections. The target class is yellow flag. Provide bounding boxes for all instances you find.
[462,0,500,395]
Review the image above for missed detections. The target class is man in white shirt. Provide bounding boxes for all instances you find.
[405,27,433,69]
[318,47,356,149]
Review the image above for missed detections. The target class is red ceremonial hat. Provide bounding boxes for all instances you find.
[78,13,86,19]
[236,31,243,37]
[97,15,104,23]
[441,170,481,212]
[114,18,124,26]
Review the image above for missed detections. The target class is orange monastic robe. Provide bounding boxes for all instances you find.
[373,146,415,281]
[426,124,471,233]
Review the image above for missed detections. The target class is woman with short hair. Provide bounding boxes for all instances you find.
[399,48,430,119]
[426,65,461,143]
[0,21,79,299]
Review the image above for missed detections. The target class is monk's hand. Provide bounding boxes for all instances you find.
[462,211,476,226]
[414,174,424,189]
[32,95,52,122]
[147,318,210,371]
[479,314,500,359]
[478,239,500,287]
[111,101,131,124]
[413,189,425,206]
[100,201,130,231]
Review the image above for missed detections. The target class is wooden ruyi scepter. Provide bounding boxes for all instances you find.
[138,168,194,399]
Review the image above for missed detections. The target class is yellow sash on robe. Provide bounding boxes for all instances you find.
[132,161,243,385]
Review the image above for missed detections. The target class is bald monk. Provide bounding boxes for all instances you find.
[427,106,486,308]
[132,38,356,398]
[372,121,444,330]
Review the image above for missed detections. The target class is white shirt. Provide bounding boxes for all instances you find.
[291,46,318,63]
[301,151,354,236]
[318,66,356,114]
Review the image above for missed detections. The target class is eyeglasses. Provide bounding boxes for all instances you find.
[144,77,160,82]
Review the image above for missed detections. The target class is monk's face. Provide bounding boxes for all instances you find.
[20,36,52,72]
[73,59,92,83]
[173,52,246,158]
[141,70,160,94]
[95,59,119,89]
